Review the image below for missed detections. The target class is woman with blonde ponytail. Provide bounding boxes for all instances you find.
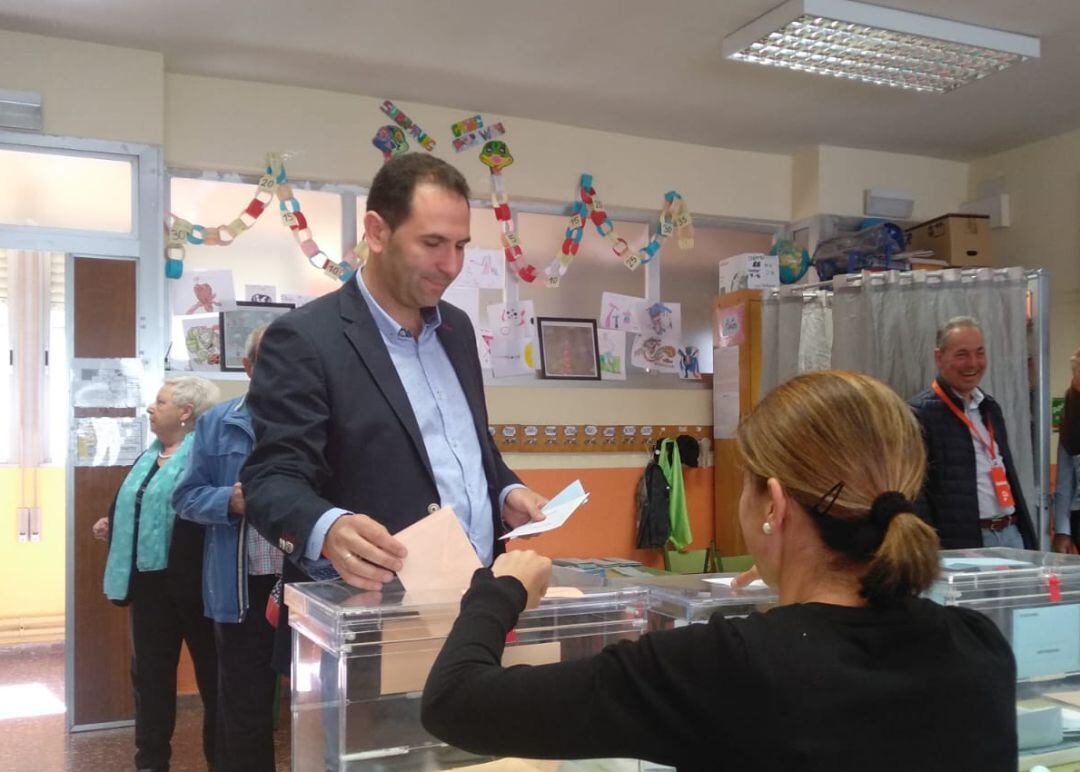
[422,371,1017,771]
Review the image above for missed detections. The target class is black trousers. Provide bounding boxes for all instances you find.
[129,569,219,771]
[215,573,279,772]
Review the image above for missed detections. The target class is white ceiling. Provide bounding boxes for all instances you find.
[3,0,1080,160]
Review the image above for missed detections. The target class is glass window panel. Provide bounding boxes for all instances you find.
[0,300,10,463]
[0,148,133,232]
[660,227,773,373]
[169,177,344,368]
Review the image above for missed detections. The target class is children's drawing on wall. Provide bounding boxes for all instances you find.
[452,248,504,289]
[245,284,277,304]
[280,292,317,308]
[678,345,702,380]
[487,301,537,377]
[490,337,534,378]
[631,301,681,373]
[182,317,221,371]
[597,329,627,381]
[170,270,237,316]
[599,292,646,334]
[477,327,494,370]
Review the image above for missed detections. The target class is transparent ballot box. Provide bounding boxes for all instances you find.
[286,580,648,771]
[929,548,1080,770]
[608,571,778,630]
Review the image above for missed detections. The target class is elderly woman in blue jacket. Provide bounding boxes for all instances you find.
[172,324,281,772]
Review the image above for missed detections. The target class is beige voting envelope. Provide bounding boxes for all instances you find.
[394,506,482,593]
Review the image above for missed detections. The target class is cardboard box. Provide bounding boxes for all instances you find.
[905,214,991,267]
[718,253,779,294]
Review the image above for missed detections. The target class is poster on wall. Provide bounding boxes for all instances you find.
[219,302,295,372]
[490,337,535,378]
[487,300,536,341]
[631,301,681,373]
[477,327,494,370]
[599,292,647,333]
[244,284,277,304]
[597,329,627,381]
[716,303,745,348]
[181,316,221,371]
[169,269,237,315]
[453,248,505,289]
[71,358,144,408]
[73,416,147,467]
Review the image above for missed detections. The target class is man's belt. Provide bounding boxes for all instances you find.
[980,514,1018,531]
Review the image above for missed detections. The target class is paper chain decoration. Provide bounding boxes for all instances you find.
[165,154,358,283]
[480,140,540,283]
[545,174,694,287]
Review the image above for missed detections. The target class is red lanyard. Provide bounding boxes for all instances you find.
[932,380,997,460]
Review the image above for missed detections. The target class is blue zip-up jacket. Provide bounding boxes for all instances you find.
[173,396,258,623]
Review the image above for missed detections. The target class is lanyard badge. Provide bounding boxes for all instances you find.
[931,380,1015,509]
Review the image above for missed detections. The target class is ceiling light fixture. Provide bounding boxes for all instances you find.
[722,0,1040,93]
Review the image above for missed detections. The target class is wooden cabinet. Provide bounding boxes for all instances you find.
[712,290,764,555]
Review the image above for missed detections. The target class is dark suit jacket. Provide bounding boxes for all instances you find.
[240,279,520,669]
[242,277,520,561]
[908,378,1036,550]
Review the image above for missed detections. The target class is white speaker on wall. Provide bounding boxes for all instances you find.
[863,188,915,220]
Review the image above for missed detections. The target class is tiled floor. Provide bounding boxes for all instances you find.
[0,642,291,772]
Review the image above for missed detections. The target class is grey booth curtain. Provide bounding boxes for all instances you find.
[758,268,1034,510]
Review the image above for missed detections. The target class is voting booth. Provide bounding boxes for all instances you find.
[929,548,1080,770]
[285,580,648,770]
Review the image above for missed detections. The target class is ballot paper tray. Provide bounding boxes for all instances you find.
[287,580,648,771]
[929,548,1080,770]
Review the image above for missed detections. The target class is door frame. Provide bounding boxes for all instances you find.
[0,130,164,731]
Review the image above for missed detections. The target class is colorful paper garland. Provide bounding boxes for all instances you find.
[480,140,539,284]
[165,154,357,283]
[545,174,694,287]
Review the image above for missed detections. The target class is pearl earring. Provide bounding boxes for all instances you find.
[180,420,186,428]
[762,522,773,535]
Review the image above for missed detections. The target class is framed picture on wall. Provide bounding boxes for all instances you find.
[536,317,601,381]
[219,301,294,372]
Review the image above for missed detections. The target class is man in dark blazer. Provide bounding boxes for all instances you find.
[908,316,1036,550]
[240,154,548,667]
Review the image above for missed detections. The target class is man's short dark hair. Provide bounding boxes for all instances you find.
[366,154,470,230]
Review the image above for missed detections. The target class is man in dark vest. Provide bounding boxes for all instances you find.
[908,316,1036,550]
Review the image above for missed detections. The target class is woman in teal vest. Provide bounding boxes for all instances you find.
[92,376,220,772]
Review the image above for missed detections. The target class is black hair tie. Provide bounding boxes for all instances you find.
[869,492,913,533]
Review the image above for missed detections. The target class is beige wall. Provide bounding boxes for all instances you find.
[815,145,969,223]
[164,74,793,222]
[0,29,164,146]
[969,128,1080,399]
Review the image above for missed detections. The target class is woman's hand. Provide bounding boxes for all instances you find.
[730,563,761,590]
[1053,533,1078,555]
[92,517,110,542]
[492,550,552,609]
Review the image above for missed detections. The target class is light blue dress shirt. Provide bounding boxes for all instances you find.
[302,270,518,575]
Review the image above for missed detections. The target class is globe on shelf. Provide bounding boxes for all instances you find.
[771,239,810,284]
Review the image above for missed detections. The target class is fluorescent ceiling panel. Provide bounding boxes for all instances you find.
[723,0,1040,93]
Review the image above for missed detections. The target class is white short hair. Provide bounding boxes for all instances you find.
[936,316,983,350]
[245,324,269,362]
[164,376,219,419]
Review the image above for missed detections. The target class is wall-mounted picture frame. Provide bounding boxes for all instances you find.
[219,301,294,372]
[536,317,601,381]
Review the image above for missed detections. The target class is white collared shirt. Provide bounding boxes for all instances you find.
[964,388,1015,520]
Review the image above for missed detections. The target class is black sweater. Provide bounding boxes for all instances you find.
[422,570,1017,772]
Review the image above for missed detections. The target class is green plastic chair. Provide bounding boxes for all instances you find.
[719,554,755,573]
[663,548,711,574]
